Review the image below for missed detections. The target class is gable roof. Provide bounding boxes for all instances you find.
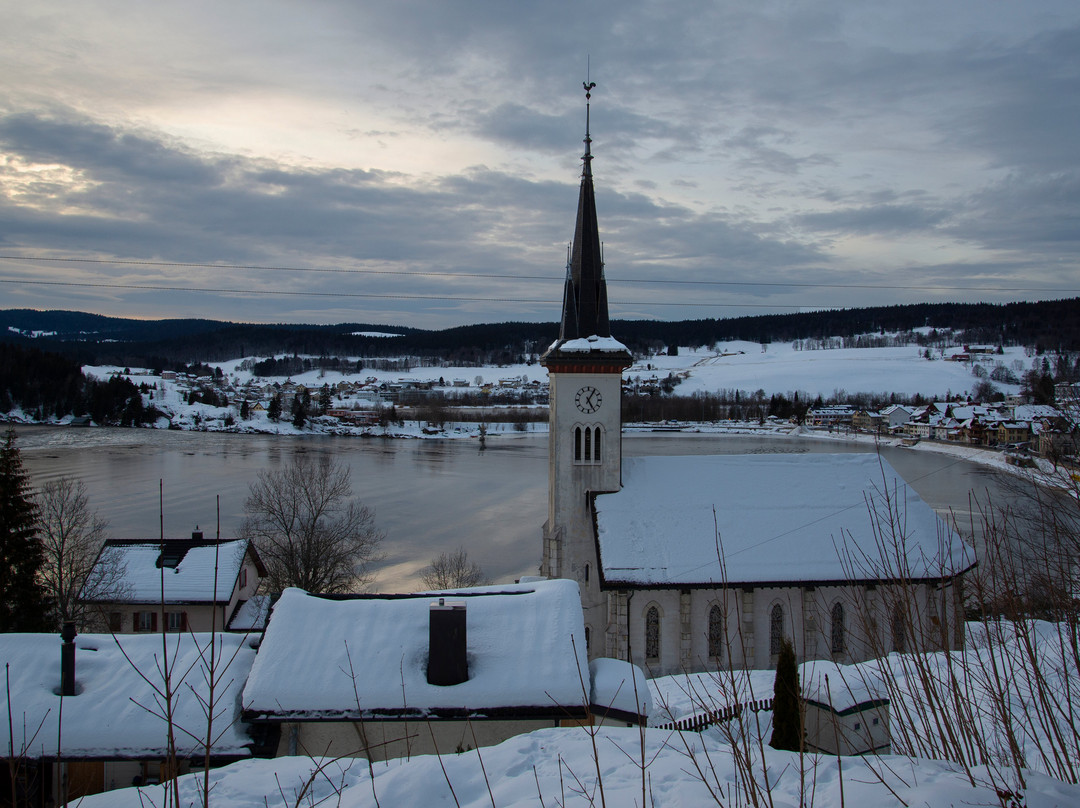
[0,632,256,760]
[595,454,973,587]
[242,579,589,721]
[83,538,255,604]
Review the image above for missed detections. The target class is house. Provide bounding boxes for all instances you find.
[540,87,973,677]
[0,629,256,804]
[851,409,883,433]
[80,532,267,633]
[241,580,649,761]
[880,404,915,432]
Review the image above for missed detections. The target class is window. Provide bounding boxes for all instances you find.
[770,604,784,656]
[166,612,187,632]
[708,604,724,659]
[584,626,591,654]
[134,611,156,632]
[584,563,590,583]
[573,424,604,465]
[108,612,123,632]
[645,606,660,660]
[831,602,846,655]
[240,566,248,589]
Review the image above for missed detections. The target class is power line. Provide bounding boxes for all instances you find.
[0,277,806,308]
[1,254,1077,295]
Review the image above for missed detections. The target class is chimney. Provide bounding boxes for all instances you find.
[61,621,77,697]
[427,599,467,686]
[191,528,204,540]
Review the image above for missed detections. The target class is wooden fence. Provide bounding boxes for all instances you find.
[654,698,773,733]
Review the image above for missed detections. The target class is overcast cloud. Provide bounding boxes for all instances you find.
[1,0,1078,328]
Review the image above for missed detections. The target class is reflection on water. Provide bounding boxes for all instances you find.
[16,426,1020,591]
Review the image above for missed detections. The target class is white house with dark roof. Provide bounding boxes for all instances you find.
[241,580,649,762]
[80,532,266,634]
[540,86,975,677]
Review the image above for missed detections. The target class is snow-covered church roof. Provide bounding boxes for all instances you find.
[242,579,591,720]
[595,454,973,587]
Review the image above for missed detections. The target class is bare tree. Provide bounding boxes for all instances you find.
[419,548,488,590]
[35,476,125,629]
[241,454,383,593]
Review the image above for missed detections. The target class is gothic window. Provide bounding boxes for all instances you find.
[645,605,660,660]
[574,426,582,461]
[585,626,591,654]
[831,602,846,655]
[584,563,590,583]
[708,604,724,659]
[593,426,602,462]
[770,603,784,656]
[584,426,592,461]
[891,604,907,653]
[573,424,604,465]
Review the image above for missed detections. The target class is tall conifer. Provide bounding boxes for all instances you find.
[769,637,803,751]
[0,428,50,631]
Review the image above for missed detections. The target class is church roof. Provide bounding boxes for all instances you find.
[595,454,973,587]
[544,83,630,362]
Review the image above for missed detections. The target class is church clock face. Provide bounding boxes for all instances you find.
[575,386,602,414]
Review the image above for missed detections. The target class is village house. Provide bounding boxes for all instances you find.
[0,629,256,804]
[240,580,649,761]
[540,87,974,677]
[80,532,267,633]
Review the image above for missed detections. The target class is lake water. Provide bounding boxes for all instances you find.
[14,426,1015,591]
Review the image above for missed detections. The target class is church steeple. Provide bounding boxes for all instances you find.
[558,80,611,342]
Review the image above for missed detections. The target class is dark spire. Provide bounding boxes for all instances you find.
[558,80,610,341]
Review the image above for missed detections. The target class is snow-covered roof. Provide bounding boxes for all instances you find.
[242,579,590,720]
[0,632,256,759]
[800,660,888,713]
[589,658,651,720]
[86,539,250,604]
[547,335,630,354]
[228,595,272,631]
[595,454,973,586]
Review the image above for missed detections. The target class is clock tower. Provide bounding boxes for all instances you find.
[540,82,631,650]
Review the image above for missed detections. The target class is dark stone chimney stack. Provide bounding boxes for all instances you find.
[427,599,467,686]
[61,620,77,697]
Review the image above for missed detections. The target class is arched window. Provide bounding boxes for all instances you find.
[593,426,602,462]
[831,602,846,655]
[574,426,582,461]
[891,604,907,653]
[708,604,724,659]
[584,426,592,461]
[645,606,660,661]
[584,562,590,583]
[770,604,784,656]
[584,626,591,654]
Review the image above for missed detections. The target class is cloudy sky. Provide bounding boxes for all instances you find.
[1,1,1078,329]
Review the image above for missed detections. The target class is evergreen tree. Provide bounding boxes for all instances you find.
[291,395,307,429]
[267,392,282,421]
[769,637,803,751]
[0,428,50,631]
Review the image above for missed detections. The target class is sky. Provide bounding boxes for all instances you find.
[1,1,1079,330]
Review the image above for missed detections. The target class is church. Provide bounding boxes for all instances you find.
[540,87,975,676]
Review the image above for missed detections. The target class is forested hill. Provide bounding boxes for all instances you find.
[2,297,1078,366]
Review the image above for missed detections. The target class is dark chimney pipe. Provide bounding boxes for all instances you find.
[61,620,77,697]
[427,599,467,686]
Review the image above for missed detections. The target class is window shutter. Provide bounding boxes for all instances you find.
[132,612,138,631]
[151,612,158,632]
[181,612,188,631]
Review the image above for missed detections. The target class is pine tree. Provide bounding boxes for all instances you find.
[769,637,803,751]
[0,428,50,631]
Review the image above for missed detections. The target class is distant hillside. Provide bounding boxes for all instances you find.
[2,298,1078,366]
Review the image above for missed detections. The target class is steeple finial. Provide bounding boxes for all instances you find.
[582,77,596,178]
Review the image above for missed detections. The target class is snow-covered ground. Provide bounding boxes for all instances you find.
[76,724,1078,808]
